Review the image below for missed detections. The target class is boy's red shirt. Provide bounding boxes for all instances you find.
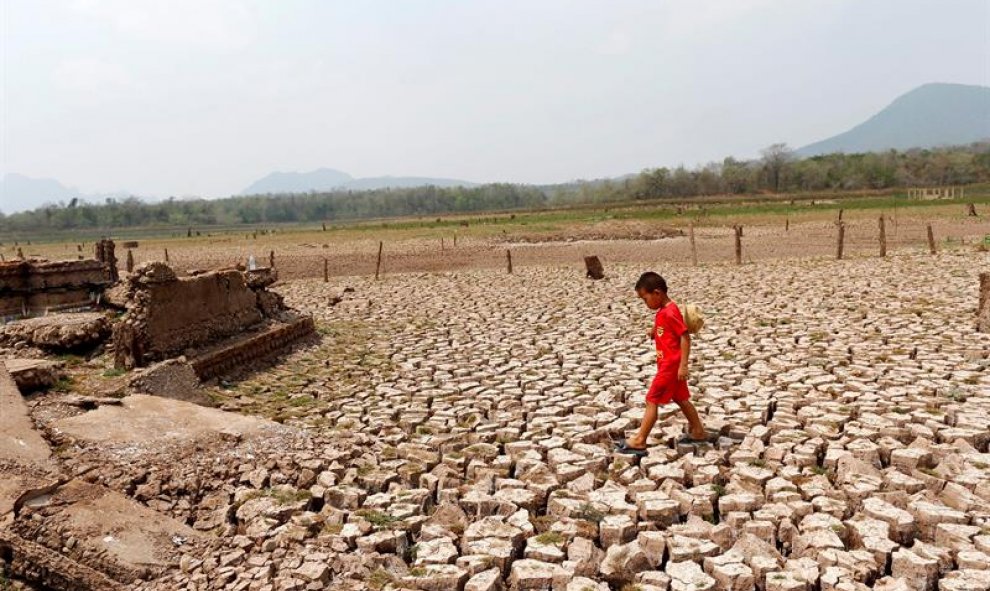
[653,301,688,372]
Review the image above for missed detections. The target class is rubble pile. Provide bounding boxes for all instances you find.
[0,312,112,351]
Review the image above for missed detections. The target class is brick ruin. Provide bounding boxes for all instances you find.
[2,239,314,385]
[0,258,111,319]
[112,262,314,377]
[0,253,316,589]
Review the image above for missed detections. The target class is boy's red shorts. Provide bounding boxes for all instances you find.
[646,370,690,405]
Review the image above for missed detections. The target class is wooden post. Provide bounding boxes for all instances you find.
[689,223,698,266]
[187,227,192,238]
[926,224,936,255]
[967,203,977,217]
[785,218,789,232]
[878,215,887,258]
[16,247,23,259]
[164,248,169,262]
[978,272,990,333]
[506,249,513,274]
[836,222,845,260]
[322,222,327,231]
[441,237,445,252]
[269,250,276,268]
[453,233,457,247]
[584,256,605,279]
[734,225,742,265]
[375,241,383,280]
[323,258,329,283]
[126,249,134,272]
[837,209,844,222]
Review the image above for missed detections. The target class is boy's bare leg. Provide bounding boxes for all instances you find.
[676,399,707,440]
[626,402,658,448]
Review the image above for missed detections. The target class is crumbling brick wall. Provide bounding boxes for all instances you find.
[113,263,291,368]
[0,259,111,317]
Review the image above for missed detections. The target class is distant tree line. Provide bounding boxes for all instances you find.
[2,143,988,233]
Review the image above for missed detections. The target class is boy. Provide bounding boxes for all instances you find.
[616,272,707,454]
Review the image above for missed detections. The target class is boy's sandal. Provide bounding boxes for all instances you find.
[614,441,648,456]
[676,435,710,445]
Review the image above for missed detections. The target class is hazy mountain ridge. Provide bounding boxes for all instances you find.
[240,169,477,195]
[0,173,83,214]
[4,82,987,214]
[797,83,990,156]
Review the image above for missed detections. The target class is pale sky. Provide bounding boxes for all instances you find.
[1,0,988,200]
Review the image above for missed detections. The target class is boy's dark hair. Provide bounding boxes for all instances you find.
[635,272,667,293]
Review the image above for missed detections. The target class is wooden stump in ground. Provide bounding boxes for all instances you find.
[689,224,698,266]
[967,203,978,217]
[926,224,936,255]
[733,225,743,265]
[506,249,513,274]
[323,258,329,283]
[375,242,383,280]
[269,250,276,269]
[835,222,845,260]
[584,256,605,280]
[126,249,134,273]
[978,273,990,333]
[878,215,887,258]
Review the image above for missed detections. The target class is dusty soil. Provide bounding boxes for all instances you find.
[13,203,990,281]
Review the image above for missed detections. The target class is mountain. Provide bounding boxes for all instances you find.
[339,176,477,191]
[240,169,476,195]
[0,173,83,214]
[797,83,990,156]
[241,168,354,195]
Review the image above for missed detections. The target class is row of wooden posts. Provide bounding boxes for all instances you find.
[342,214,942,282]
[106,209,964,278]
[686,214,943,267]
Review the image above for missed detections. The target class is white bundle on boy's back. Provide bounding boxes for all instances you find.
[682,303,705,334]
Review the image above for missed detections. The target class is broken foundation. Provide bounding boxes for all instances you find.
[0,362,213,590]
[0,258,111,319]
[112,262,314,378]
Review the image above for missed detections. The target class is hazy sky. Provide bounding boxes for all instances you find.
[2,0,988,199]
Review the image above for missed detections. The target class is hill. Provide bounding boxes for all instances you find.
[241,169,476,195]
[0,173,82,214]
[797,83,990,156]
[240,168,354,195]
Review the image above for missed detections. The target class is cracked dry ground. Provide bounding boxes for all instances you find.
[49,251,990,591]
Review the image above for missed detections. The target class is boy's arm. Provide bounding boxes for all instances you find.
[678,333,691,380]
